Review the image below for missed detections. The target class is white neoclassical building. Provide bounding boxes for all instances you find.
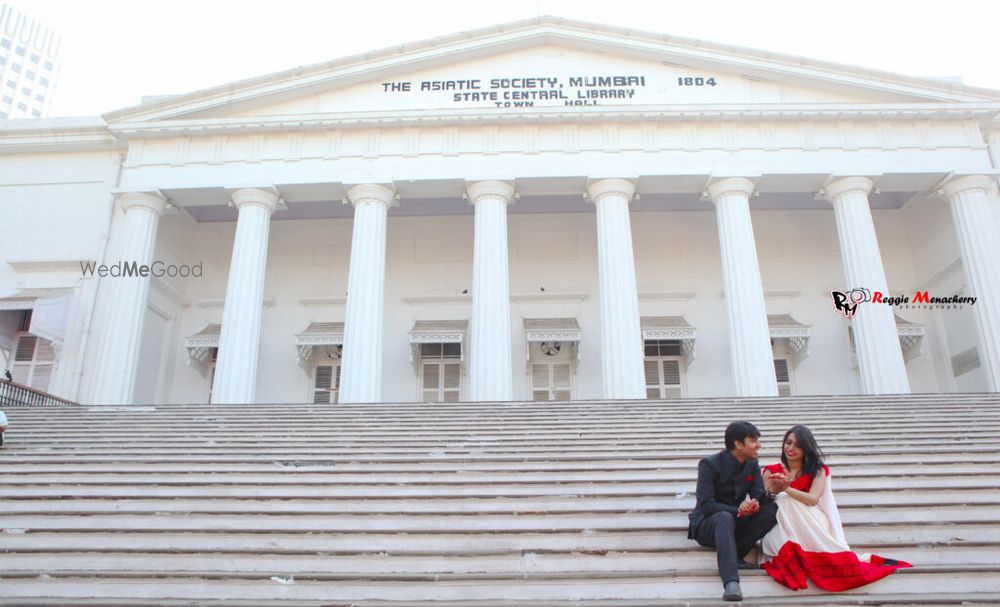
[1,17,999,406]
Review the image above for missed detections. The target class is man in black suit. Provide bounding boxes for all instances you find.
[688,421,787,601]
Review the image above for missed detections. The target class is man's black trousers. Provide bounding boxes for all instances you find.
[693,502,778,584]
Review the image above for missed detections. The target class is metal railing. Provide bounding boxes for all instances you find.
[0,379,77,407]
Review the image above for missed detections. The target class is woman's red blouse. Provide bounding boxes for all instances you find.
[765,463,830,492]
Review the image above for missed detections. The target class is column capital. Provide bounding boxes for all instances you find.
[465,180,516,205]
[586,178,636,204]
[706,177,756,203]
[938,174,997,199]
[345,183,398,209]
[821,176,875,202]
[230,187,283,213]
[116,190,168,215]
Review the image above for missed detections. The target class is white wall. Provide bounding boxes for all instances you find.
[130,197,977,404]
[0,149,121,401]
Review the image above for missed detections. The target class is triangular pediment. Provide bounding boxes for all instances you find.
[104,17,1000,124]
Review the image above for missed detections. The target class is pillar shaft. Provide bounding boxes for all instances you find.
[587,179,646,399]
[211,189,280,404]
[824,177,910,394]
[91,192,167,404]
[707,178,778,397]
[338,184,396,403]
[467,181,514,401]
[942,175,1000,390]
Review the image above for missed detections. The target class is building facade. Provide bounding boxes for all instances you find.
[1,17,999,405]
[0,4,60,120]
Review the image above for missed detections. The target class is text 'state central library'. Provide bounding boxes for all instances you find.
[2,17,999,406]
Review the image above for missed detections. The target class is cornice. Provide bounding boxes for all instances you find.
[5,103,998,156]
[0,118,122,154]
[105,103,1000,139]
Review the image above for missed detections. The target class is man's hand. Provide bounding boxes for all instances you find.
[738,498,760,517]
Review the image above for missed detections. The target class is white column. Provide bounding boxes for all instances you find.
[467,180,515,401]
[941,175,1000,391]
[707,178,778,397]
[338,184,397,404]
[92,192,168,405]
[210,188,281,404]
[823,177,910,394]
[586,179,646,399]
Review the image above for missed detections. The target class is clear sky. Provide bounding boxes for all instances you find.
[17,0,1000,117]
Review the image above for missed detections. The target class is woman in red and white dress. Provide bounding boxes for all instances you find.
[760,425,910,591]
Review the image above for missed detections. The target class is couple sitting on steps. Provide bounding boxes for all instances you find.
[688,421,911,602]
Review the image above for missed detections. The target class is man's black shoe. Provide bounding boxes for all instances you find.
[723,581,743,601]
[737,560,758,570]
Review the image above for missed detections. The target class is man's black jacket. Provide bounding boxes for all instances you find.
[687,449,772,539]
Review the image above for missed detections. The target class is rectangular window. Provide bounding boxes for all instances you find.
[206,348,218,403]
[44,60,53,70]
[17,102,26,111]
[0,112,7,119]
[39,77,49,87]
[11,63,20,72]
[774,359,791,396]
[1,39,11,48]
[771,339,794,396]
[419,342,462,402]
[35,93,43,102]
[528,340,574,401]
[5,80,15,89]
[15,46,25,56]
[644,340,684,399]
[2,95,11,103]
[29,52,39,63]
[21,87,30,95]
[31,109,39,117]
[312,363,341,404]
[531,361,571,401]
[0,56,5,65]
[25,70,34,80]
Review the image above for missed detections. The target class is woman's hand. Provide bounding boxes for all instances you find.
[764,469,789,494]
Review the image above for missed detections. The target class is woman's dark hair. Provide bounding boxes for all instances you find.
[781,425,825,478]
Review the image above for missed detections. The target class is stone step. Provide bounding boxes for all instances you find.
[5,430,997,443]
[2,594,997,607]
[3,524,995,554]
[9,414,1000,428]
[3,475,996,497]
[4,450,998,470]
[1,463,991,485]
[0,545,990,577]
[1,489,997,515]
[2,506,995,533]
[1,454,997,472]
[0,453,993,470]
[1,568,998,603]
[4,444,996,461]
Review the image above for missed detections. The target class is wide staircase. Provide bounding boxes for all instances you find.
[1,393,999,606]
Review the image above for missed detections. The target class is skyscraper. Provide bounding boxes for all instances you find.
[0,3,60,119]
